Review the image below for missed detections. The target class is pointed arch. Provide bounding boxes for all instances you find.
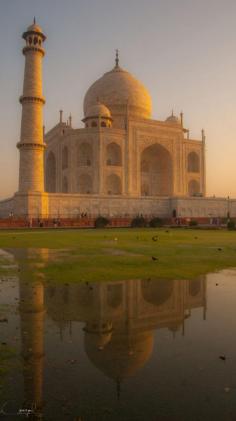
[188,180,200,196]
[78,174,93,194]
[107,174,122,195]
[78,143,93,167]
[140,144,173,196]
[141,279,174,306]
[188,152,200,172]
[107,284,123,308]
[189,279,201,296]
[106,143,122,166]
[62,146,69,170]
[46,151,56,192]
[62,175,68,193]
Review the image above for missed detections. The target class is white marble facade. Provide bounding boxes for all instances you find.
[0,22,235,220]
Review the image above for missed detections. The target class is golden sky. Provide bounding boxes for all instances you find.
[0,0,236,198]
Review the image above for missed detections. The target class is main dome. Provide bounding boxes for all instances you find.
[83,64,152,120]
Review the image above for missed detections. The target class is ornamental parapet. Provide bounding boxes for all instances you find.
[19,95,46,105]
[17,142,47,150]
[22,46,45,56]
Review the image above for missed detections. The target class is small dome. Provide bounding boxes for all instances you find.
[27,23,43,33]
[166,112,180,125]
[85,102,111,119]
[23,20,46,41]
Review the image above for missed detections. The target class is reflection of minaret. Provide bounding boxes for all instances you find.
[18,253,45,416]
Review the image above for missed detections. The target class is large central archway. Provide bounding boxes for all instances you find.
[140,144,173,196]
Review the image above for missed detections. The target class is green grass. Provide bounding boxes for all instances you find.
[0,228,236,281]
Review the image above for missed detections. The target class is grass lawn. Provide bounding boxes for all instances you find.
[0,228,236,282]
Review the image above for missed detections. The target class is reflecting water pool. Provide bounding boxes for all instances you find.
[1,249,236,420]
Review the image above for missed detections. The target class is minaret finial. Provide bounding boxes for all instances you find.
[115,49,119,67]
[202,129,206,142]
[33,16,36,24]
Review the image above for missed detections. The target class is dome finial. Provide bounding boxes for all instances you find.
[115,49,119,67]
[33,16,36,24]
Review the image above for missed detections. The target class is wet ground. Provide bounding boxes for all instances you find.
[1,249,236,420]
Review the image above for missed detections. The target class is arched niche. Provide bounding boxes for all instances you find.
[189,279,201,296]
[62,146,69,170]
[107,284,123,309]
[188,179,200,196]
[188,152,200,172]
[106,143,122,166]
[78,143,93,167]
[140,144,173,196]
[46,151,56,192]
[141,279,174,306]
[107,174,122,195]
[141,183,149,196]
[62,175,68,193]
[77,284,94,306]
[78,174,93,194]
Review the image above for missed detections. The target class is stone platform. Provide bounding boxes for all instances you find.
[0,192,235,220]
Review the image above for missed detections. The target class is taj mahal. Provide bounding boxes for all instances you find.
[0,21,236,219]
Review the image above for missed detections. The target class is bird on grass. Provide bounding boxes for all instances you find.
[151,256,158,261]
[218,248,222,251]
[152,236,158,242]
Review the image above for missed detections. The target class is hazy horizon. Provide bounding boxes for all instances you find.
[1,0,236,199]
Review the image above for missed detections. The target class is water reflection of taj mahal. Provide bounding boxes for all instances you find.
[46,277,206,385]
[13,249,207,414]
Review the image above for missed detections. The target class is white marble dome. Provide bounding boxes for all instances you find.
[84,64,152,120]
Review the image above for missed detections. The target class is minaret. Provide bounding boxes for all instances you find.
[17,20,46,192]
